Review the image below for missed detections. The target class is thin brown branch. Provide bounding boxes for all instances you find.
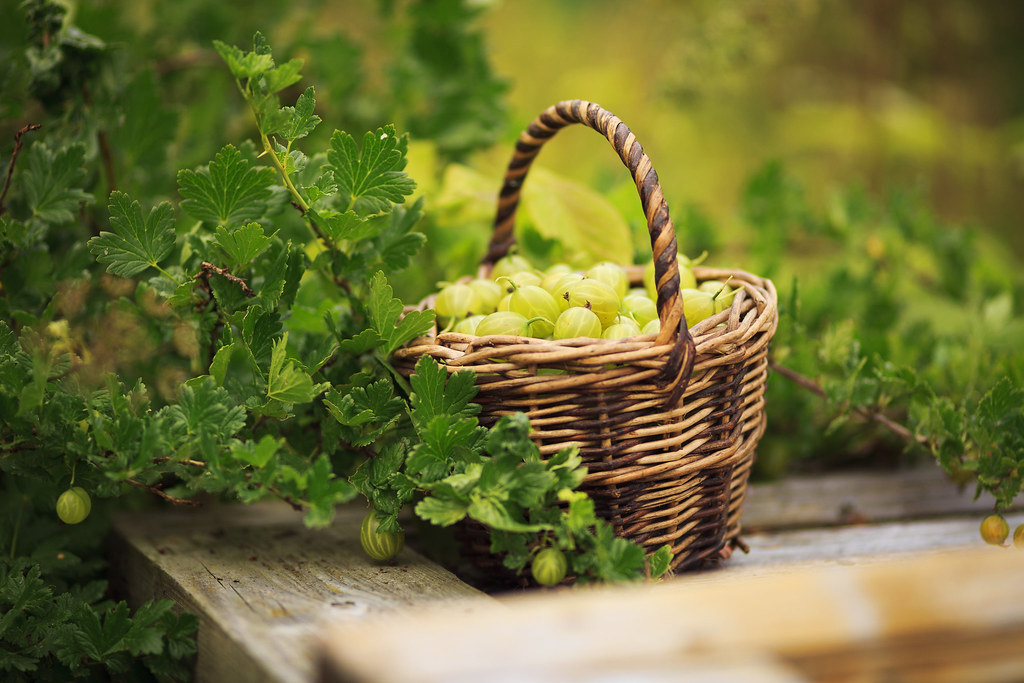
[769,360,929,446]
[195,261,255,296]
[152,456,208,468]
[267,485,304,512]
[125,478,202,506]
[0,124,43,217]
[769,360,825,398]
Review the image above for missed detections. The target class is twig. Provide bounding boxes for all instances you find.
[194,261,255,296]
[267,485,304,512]
[769,360,929,446]
[152,456,208,468]
[125,478,202,506]
[0,124,42,217]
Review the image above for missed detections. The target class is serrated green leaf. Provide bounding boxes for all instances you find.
[267,333,328,404]
[309,208,382,245]
[231,435,280,468]
[214,222,273,270]
[161,377,247,445]
[213,39,274,80]
[414,496,469,527]
[373,197,426,272]
[90,191,175,277]
[242,307,281,372]
[367,271,436,355]
[22,142,92,224]
[304,455,357,527]
[277,86,321,141]
[409,355,479,427]
[178,145,276,226]
[209,343,237,386]
[303,169,337,205]
[254,239,304,312]
[262,58,304,95]
[467,496,544,533]
[338,328,383,354]
[327,125,416,215]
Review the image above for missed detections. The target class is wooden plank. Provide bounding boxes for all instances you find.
[109,501,490,683]
[740,463,1013,531]
[728,515,1003,573]
[317,546,1024,683]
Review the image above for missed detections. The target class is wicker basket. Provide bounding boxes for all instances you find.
[394,99,778,578]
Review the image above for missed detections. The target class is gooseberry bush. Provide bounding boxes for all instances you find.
[0,6,666,680]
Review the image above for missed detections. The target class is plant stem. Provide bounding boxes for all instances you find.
[125,479,202,506]
[0,124,42,217]
[769,360,929,447]
[376,352,413,396]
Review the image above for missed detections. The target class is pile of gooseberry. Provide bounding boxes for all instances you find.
[430,252,737,341]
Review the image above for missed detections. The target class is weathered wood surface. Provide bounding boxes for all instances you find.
[739,462,1012,531]
[318,547,1024,683]
[110,464,1023,683]
[109,502,490,683]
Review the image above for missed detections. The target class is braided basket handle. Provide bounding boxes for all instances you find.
[482,100,696,400]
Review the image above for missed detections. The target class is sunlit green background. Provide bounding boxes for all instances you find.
[478,0,1024,258]
[31,0,1023,257]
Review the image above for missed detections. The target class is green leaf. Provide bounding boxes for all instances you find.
[242,307,281,371]
[520,166,632,267]
[267,333,328,404]
[230,435,281,468]
[409,355,479,427]
[90,191,175,277]
[262,58,304,95]
[484,413,538,462]
[161,377,247,444]
[373,197,426,272]
[309,208,382,245]
[647,545,673,579]
[323,380,404,447]
[327,125,416,215]
[467,496,545,533]
[367,271,436,355]
[177,145,277,226]
[303,455,357,527]
[214,222,274,270]
[22,142,92,224]
[214,40,271,80]
[277,86,321,141]
[338,328,383,355]
[209,343,238,385]
[303,169,337,205]
[414,496,469,527]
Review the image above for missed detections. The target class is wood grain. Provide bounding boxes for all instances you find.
[109,501,490,683]
[318,547,1024,683]
[740,462,1015,531]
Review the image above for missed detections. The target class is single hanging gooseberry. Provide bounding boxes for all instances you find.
[980,513,1009,546]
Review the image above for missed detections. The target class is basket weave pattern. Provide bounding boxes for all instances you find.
[394,100,778,574]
